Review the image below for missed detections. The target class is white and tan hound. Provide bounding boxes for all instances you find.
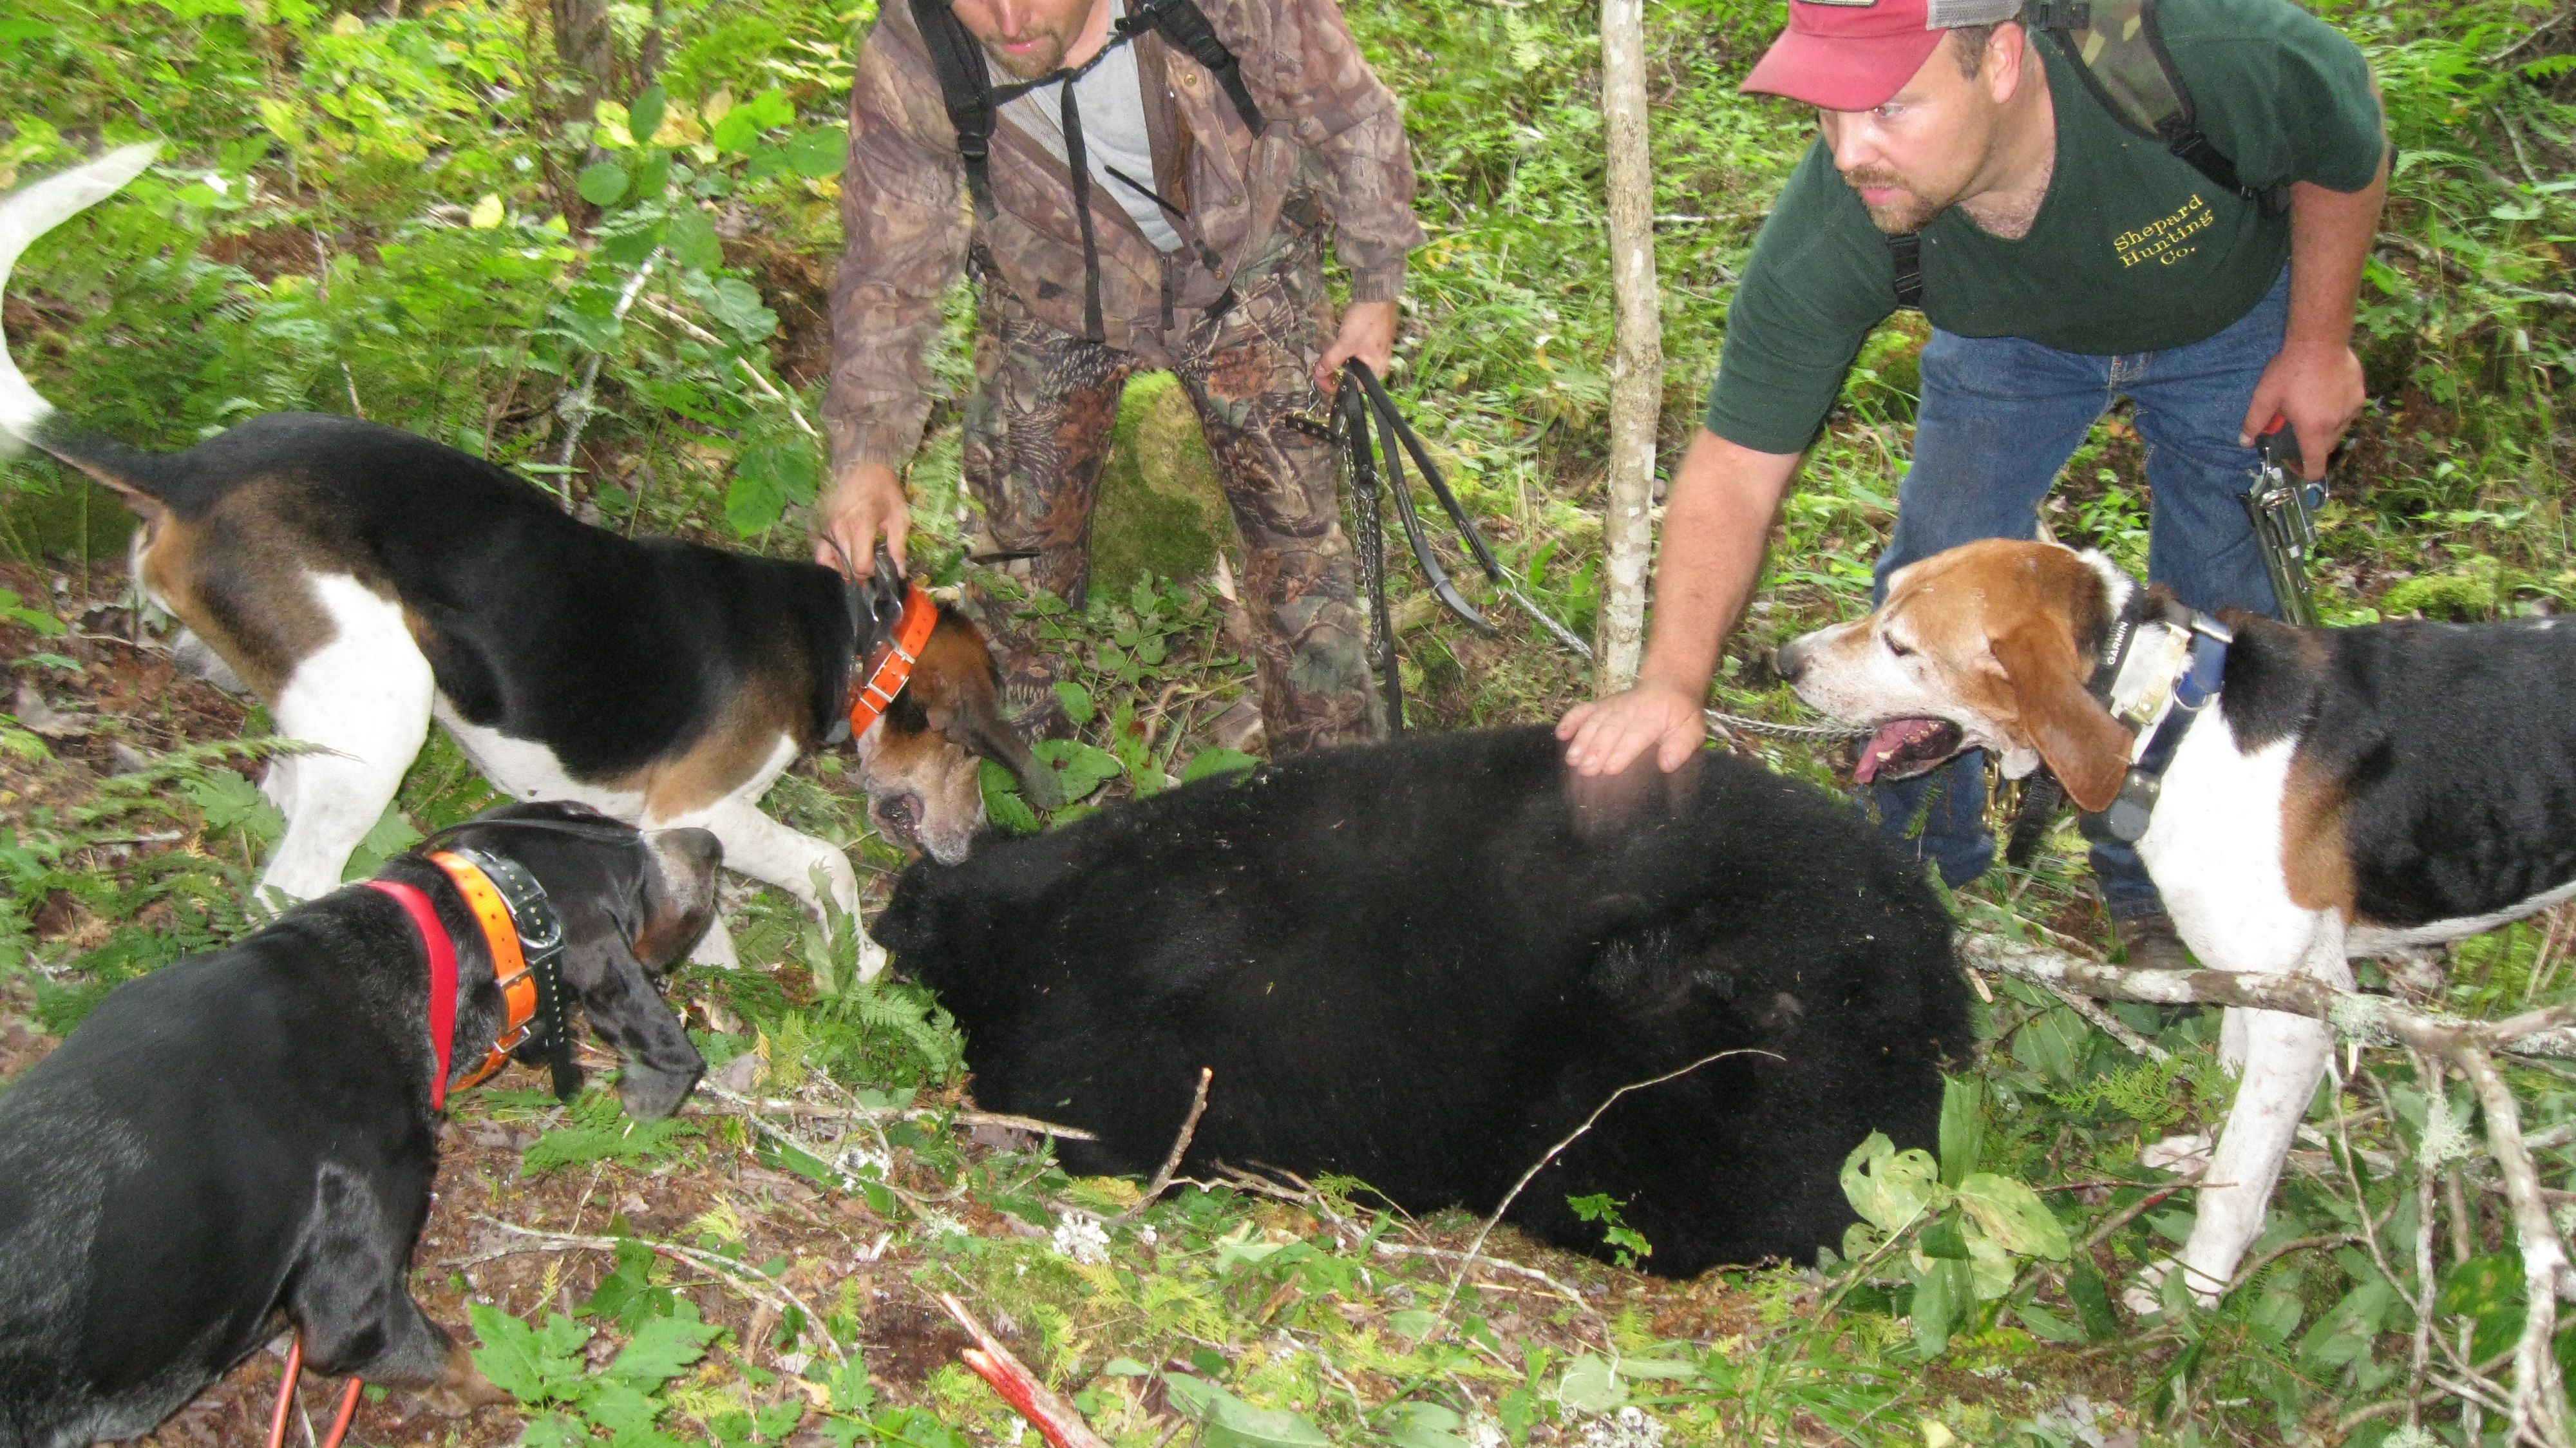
[1776,536,2576,1307]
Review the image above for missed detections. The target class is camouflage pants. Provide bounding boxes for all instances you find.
[960,225,1383,756]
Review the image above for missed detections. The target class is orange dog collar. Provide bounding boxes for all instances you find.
[845,578,939,740]
[427,850,540,1094]
[368,848,579,1108]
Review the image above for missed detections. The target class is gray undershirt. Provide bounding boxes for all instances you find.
[1000,40,1183,254]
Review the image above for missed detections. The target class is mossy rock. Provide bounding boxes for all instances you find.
[0,475,138,560]
[1091,372,1226,592]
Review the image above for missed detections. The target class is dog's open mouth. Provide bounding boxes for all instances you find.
[1852,718,1966,784]
[871,792,925,855]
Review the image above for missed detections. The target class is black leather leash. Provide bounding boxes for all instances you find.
[1298,359,1595,730]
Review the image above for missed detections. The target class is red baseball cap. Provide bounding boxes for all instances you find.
[1743,0,2023,112]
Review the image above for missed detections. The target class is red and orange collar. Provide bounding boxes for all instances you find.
[366,848,574,1110]
[844,578,939,741]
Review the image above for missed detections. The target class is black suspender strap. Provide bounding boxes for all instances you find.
[1057,81,1108,341]
[910,0,1003,218]
[1888,231,1924,310]
[1135,0,1264,133]
[908,0,1264,345]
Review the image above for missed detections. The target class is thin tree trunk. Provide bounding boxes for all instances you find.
[550,0,616,130]
[1595,0,1663,692]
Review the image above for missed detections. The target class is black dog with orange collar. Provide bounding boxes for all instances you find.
[0,803,719,1446]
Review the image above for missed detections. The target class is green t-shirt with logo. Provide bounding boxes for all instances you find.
[1704,0,2384,455]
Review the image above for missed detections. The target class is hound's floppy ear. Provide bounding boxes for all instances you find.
[909,607,1065,810]
[1989,620,2132,814]
[562,932,705,1120]
[948,689,1063,810]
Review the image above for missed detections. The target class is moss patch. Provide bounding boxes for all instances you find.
[1090,372,1226,592]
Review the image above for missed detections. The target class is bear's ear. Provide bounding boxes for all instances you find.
[1989,619,2130,814]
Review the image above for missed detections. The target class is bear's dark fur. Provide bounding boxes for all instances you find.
[878,725,1966,1277]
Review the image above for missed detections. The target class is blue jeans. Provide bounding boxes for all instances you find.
[1861,267,2291,917]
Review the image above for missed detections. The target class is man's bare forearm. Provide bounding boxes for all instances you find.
[2280,153,2388,358]
[1635,428,1804,696]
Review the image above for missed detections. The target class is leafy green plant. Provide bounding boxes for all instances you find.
[1566,1192,1653,1270]
[1837,1078,2072,1357]
[470,1301,726,1447]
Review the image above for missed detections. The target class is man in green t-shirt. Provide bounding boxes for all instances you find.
[1558,0,2385,963]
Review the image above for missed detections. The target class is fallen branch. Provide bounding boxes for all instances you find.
[2457,1040,2575,1446]
[938,1291,1110,1448]
[1109,1067,1212,1225]
[699,1082,1097,1141]
[551,252,663,483]
[470,1217,845,1365]
[1967,930,2576,1445]
[1961,935,2576,1059]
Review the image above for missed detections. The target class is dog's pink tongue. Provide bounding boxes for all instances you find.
[1854,719,1942,785]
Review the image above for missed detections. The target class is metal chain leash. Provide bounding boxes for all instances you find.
[1703,707,1870,743]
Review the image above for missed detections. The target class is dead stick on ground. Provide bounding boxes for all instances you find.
[1962,935,2576,1058]
[1438,1049,1772,1320]
[937,1291,1111,1448]
[473,1218,845,1365]
[1110,1067,1212,1225]
[2040,977,2169,1062]
[2457,1040,2576,1447]
[1967,929,2576,1441]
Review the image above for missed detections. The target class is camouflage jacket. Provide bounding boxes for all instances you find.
[823,0,1425,472]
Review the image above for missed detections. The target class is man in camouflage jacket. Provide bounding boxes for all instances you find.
[817,0,1425,752]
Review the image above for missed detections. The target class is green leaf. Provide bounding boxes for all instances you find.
[1909,1259,1958,1359]
[469,1306,591,1405]
[705,276,778,341]
[1917,1207,1971,1260]
[522,1412,590,1448]
[1385,1308,1441,1341]
[609,1308,724,1389]
[1553,1355,1626,1414]
[1182,747,1260,783]
[2441,1251,2528,1362]
[2014,1300,2085,1344]
[1937,1074,1984,1188]
[601,214,667,265]
[1054,679,1097,727]
[1840,1132,1940,1236]
[982,759,1041,833]
[186,769,285,844]
[710,90,792,154]
[2067,1264,2119,1341]
[1103,1357,1153,1377]
[1383,1400,1470,1448]
[342,803,422,881]
[1953,1171,2070,1259]
[578,161,630,206]
[576,1379,661,1438]
[629,84,668,145]
[725,441,820,536]
[788,125,849,178]
[665,208,723,271]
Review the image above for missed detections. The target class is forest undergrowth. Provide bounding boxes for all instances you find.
[1,0,2573,1443]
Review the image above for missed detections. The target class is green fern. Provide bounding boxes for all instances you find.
[2049,1054,2196,1130]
